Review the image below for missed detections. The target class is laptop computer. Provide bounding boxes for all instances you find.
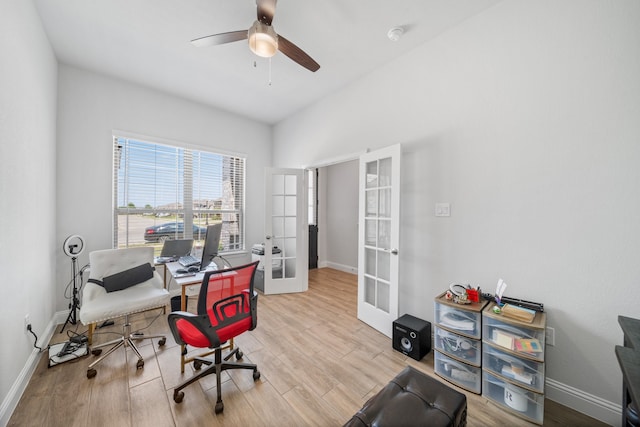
[156,239,193,263]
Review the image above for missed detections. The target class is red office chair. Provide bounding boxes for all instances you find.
[167,261,261,414]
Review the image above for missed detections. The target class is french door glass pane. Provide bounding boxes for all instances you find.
[377,281,390,313]
[284,238,296,256]
[273,174,285,194]
[284,217,296,237]
[365,276,375,305]
[378,251,390,282]
[366,190,377,216]
[365,248,376,276]
[379,188,391,218]
[273,195,284,216]
[272,217,284,237]
[285,174,297,194]
[284,259,296,278]
[378,219,390,249]
[379,157,392,186]
[285,195,297,215]
[366,161,378,188]
[365,219,376,246]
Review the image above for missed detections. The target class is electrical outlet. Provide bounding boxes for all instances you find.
[546,326,555,347]
[24,314,31,333]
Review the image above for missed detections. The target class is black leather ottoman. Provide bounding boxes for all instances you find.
[344,366,467,427]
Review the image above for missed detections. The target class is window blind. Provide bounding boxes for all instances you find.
[113,136,245,254]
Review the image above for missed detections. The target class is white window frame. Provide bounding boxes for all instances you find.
[112,134,246,255]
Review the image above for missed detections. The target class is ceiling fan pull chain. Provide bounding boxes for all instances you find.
[268,57,272,86]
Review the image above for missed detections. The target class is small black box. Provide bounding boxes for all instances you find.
[393,314,432,361]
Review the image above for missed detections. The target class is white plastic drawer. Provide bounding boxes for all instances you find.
[482,371,544,424]
[434,325,481,367]
[483,344,545,393]
[434,302,481,339]
[482,316,545,361]
[434,350,482,394]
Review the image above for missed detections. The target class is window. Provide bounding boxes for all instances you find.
[307,168,317,226]
[113,136,245,255]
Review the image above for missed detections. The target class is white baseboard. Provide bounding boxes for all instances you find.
[324,261,358,275]
[0,316,59,427]
[546,377,622,426]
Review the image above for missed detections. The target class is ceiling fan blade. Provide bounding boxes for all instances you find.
[257,0,277,26]
[277,35,320,72]
[191,30,248,47]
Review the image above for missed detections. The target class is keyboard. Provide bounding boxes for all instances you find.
[178,255,200,267]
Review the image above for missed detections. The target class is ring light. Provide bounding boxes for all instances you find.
[63,234,85,258]
[449,283,467,297]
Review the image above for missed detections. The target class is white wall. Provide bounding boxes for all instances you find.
[0,0,58,423]
[55,65,272,311]
[321,161,359,273]
[273,0,640,424]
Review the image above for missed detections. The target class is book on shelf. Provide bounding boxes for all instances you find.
[513,338,543,353]
[501,303,536,323]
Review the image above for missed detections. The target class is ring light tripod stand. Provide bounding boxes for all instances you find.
[60,235,85,333]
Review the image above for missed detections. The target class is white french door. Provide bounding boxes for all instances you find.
[357,145,401,337]
[262,168,308,295]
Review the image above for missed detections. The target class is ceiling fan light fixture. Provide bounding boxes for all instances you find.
[248,20,278,58]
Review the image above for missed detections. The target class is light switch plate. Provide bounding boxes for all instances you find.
[435,203,450,217]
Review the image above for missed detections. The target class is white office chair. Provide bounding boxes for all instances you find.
[79,246,170,378]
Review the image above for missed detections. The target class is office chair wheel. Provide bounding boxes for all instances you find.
[235,350,243,360]
[253,369,261,381]
[87,368,97,379]
[158,337,166,346]
[215,402,224,414]
[91,348,102,356]
[136,359,144,370]
[173,390,184,403]
[193,360,203,370]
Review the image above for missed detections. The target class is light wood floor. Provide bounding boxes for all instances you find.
[10,268,608,427]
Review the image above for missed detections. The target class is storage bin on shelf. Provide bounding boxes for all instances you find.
[483,313,545,363]
[482,301,546,425]
[482,371,545,424]
[434,299,483,340]
[434,291,487,394]
[483,344,545,393]
[435,348,483,393]
[435,325,482,367]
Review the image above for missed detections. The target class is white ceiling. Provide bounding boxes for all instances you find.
[34,0,501,124]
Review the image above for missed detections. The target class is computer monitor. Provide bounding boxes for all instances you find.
[199,223,222,271]
[160,239,193,258]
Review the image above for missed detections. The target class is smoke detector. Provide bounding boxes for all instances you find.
[387,26,404,42]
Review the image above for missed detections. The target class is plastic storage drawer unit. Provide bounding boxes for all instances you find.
[482,371,544,424]
[483,315,545,362]
[435,304,482,339]
[483,344,545,393]
[435,325,482,367]
[435,350,482,394]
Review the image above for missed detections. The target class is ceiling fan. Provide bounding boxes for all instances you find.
[191,0,320,72]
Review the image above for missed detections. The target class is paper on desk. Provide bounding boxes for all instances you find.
[495,279,507,303]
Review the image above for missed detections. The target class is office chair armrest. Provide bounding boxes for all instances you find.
[167,311,221,349]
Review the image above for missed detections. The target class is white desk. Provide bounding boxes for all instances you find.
[163,261,217,310]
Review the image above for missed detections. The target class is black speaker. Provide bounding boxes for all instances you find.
[393,314,432,361]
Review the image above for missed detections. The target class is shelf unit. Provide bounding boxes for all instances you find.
[433,292,488,394]
[482,301,546,425]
